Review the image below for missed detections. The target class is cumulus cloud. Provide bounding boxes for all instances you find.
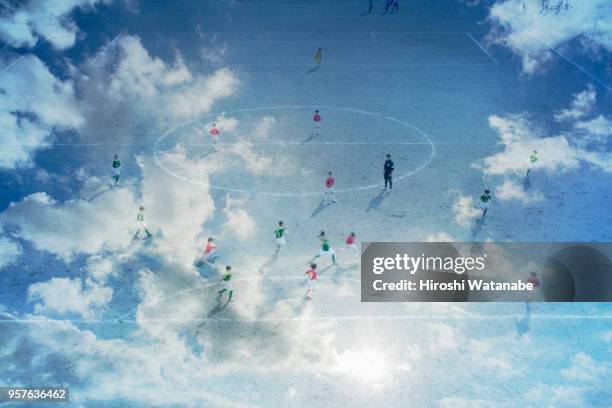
[496,179,544,203]
[475,114,581,176]
[105,35,239,119]
[222,194,256,241]
[0,0,111,50]
[0,55,84,168]
[0,232,21,270]
[488,0,612,74]
[452,194,482,226]
[573,115,612,143]
[138,152,216,263]
[560,352,608,382]
[554,85,597,122]
[28,277,112,319]
[252,115,276,140]
[1,186,136,262]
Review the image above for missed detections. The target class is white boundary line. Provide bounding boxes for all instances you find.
[211,32,218,43]
[0,33,57,74]
[89,33,122,67]
[91,63,497,68]
[3,315,611,324]
[535,35,612,93]
[153,105,437,197]
[2,273,611,324]
[466,32,498,66]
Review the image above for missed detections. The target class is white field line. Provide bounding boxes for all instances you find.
[466,32,498,65]
[89,33,122,67]
[152,105,437,197]
[2,275,610,324]
[0,33,58,74]
[535,35,612,93]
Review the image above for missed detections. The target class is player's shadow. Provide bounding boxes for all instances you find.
[259,251,280,272]
[366,190,388,212]
[523,175,532,190]
[470,217,485,238]
[200,148,216,160]
[207,297,231,318]
[307,66,320,74]
[311,198,334,218]
[301,132,320,144]
[514,301,531,338]
[87,186,113,202]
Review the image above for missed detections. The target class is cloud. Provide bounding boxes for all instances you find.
[109,35,192,100]
[1,186,136,262]
[222,194,256,241]
[439,397,492,408]
[0,232,21,270]
[253,115,276,140]
[554,85,597,122]
[496,179,544,203]
[426,232,456,242]
[0,55,84,168]
[560,352,608,382]
[138,151,216,263]
[487,0,612,74]
[452,194,481,226]
[573,115,612,143]
[474,114,581,176]
[28,277,112,319]
[103,35,239,120]
[0,0,112,50]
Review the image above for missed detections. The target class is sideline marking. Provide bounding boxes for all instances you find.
[466,32,498,65]
[0,33,58,74]
[3,276,609,325]
[89,33,122,67]
[535,35,612,93]
[153,105,436,197]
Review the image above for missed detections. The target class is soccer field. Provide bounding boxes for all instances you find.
[0,1,611,407]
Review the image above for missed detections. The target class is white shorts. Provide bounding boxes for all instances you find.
[112,168,121,177]
[347,243,357,252]
[276,236,286,246]
[479,201,489,210]
[308,279,317,291]
[211,135,219,144]
[139,221,148,230]
[313,121,321,130]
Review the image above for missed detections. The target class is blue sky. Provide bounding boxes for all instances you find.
[0,0,611,407]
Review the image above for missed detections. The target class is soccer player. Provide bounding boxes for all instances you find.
[210,123,220,145]
[324,171,337,203]
[480,189,492,219]
[135,206,152,239]
[313,110,322,136]
[111,154,121,186]
[314,48,322,65]
[217,265,233,302]
[305,263,318,300]
[313,231,336,264]
[526,150,538,176]
[384,154,394,190]
[274,221,286,250]
[204,237,219,263]
[345,232,357,252]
